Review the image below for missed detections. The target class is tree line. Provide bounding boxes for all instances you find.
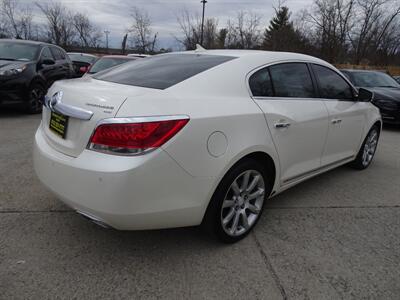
[1,0,399,65]
[176,0,400,65]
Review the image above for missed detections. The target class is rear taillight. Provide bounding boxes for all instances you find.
[88,116,189,155]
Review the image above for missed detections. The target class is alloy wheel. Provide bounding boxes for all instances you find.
[220,170,265,237]
[362,129,378,167]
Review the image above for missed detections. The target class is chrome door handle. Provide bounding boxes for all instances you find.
[274,122,291,129]
[331,119,342,124]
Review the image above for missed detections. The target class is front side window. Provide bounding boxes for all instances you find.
[269,63,315,98]
[313,65,354,100]
[94,54,236,90]
[249,68,273,97]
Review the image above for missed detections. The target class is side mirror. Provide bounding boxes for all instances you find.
[357,88,374,102]
[42,58,55,65]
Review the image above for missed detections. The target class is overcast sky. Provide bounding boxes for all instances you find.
[28,0,311,49]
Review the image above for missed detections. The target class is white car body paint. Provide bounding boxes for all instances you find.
[33,50,381,230]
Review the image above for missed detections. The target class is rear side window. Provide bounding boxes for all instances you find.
[94,54,236,90]
[41,47,54,60]
[51,47,65,60]
[269,63,315,98]
[249,68,273,97]
[313,65,353,100]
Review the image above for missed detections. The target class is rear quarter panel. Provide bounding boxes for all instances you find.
[115,60,281,197]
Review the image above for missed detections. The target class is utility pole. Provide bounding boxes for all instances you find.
[200,0,207,46]
[104,30,110,52]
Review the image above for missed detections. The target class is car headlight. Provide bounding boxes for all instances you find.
[374,99,398,110]
[0,65,27,77]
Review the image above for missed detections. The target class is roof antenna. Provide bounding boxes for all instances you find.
[195,44,206,52]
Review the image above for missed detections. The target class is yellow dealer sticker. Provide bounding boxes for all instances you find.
[49,112,69,139]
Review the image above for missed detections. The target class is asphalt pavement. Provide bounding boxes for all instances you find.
[1,107,399,299]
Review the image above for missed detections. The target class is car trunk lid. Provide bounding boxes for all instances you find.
[41,77,154,157]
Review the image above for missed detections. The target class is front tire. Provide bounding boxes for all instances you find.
[25,83,45,114]
[203,159,272,243]
[350,125,380,170]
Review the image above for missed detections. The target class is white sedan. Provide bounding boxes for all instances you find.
[34,50,381,243]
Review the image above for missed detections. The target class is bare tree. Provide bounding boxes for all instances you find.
[351,0,400,64]
[36,1,75,47]
[304,0,355,62]
[128,7,158,54]
[176,9,219,50]
[73,12,102,48]
[1,0,35,39]
[226,11,262,49]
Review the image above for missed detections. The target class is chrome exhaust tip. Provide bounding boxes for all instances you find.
[76,211,112,229]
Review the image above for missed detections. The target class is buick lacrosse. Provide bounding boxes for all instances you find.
[34,49,381,243]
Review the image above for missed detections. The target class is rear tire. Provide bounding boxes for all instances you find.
[202,159,272,243]
[25,83,45,114]
[350,125,380,170]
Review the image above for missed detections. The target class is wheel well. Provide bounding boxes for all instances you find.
[201,151,277,226]
[238,152,276,191]
[29,77,46,90]
[373,120,382,131]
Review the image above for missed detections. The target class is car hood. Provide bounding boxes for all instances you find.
[360,87,400,102]
[0,60,30,70]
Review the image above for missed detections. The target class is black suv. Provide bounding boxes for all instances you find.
[0,39,74,113]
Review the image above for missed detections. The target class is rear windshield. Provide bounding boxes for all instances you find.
[93,53,236,89]
[68,54,97,64]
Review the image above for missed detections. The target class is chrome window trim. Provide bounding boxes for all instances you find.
[245,60,359,100]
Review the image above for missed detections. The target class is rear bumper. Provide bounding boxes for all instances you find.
[33,126,214,230]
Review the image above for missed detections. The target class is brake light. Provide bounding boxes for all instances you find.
[88,117,189,155]
[79,66,88,73]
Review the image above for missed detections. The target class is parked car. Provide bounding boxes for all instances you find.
[67,52,97,77]
[394,76,400,84]
[341,69,400,125]
[0,39,73,113]
[86,55,138,75]
[34,50,381,243]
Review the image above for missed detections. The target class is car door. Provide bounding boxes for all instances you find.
[50,47,69,81]
[38,47,57,88]
[311,64,367,165]
[250,62,330,184]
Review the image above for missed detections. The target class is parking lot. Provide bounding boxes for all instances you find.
[0,107,399,299]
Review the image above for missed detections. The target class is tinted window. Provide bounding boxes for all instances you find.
[269,63,315,98]
[0,41,40,61]
[89,57,134,74]
[51,47,65,60]
[68,54,97,64]
[94,54,236,89]
[41,47,54,60]
[249,68,273,97]
[313,65,353,100]
[350,71,400,88]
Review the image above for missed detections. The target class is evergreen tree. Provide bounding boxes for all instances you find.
[262,6,305,52]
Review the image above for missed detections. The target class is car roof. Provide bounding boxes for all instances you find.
[178,49,330,65]
[340,69,386,73]
[67,52,97,57]
[0,38,55,47]
[100,55,137,59]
